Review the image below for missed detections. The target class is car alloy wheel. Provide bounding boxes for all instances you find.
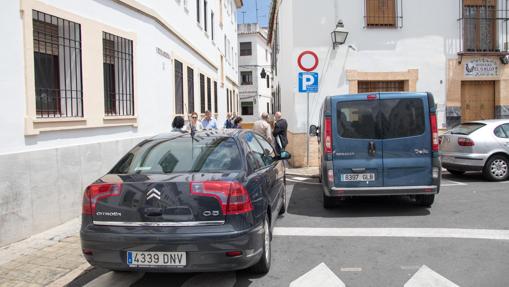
[249,217,271,274]
[490,158,508,179]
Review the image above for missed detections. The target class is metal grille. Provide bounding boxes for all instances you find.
[358,81,405,93]
[200,74,205,113]
[364,0,403,28]
[33,10,83,118]
[103,32,134,116]
[214,81,218,113]
[240,42,252,56]
[187,67,194,113]
[174,60,184,114]
[207,77,212,111]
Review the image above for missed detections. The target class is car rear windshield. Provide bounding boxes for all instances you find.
[110,136,242,174]
[449,123,485,135]
[336,99,425,139]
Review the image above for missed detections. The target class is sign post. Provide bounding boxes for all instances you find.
[297,51,319,167]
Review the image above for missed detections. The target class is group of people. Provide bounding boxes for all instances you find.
[170,110,288,152]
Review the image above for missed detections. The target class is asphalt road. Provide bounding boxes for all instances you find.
[70,172,509,287]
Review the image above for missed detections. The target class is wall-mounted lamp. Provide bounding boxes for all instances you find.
[331,20,349,49]
[500,55,509,65]
[260,68,267,78]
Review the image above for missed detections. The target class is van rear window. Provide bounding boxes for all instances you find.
[336,99,425,139]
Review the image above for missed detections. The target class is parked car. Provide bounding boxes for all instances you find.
[440,119,509,181]
[310,92,441,208]
[80,130,290,274]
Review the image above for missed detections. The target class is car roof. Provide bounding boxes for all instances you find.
[462,119,509,125]
[151,129,243,140]
[329,92,428,98]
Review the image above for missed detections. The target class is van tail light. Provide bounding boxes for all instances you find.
[324,117,332,154]
[430,112,439,152]
[458,137,475,146]
[327,169,334,186]
[82,183,122,215]
[191,181,253,215]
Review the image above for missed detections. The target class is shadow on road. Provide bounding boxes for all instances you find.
[442,172,488,183]
[287,182,431,218]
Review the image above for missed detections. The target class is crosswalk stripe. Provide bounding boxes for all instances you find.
[404,265,460,287]
[274,227,509,240]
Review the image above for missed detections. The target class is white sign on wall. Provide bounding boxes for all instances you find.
[464,58,498,77]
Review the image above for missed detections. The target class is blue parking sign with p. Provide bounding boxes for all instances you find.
[298,72,319,93]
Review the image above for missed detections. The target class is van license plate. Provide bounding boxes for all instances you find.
[341,173,375,182]
[127,251,186,267]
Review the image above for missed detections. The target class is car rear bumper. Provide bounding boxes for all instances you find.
[80,223,264,272]
[325,185,438,197]
[441,153,486,171]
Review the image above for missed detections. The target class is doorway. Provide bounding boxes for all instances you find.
[461,81,495,121]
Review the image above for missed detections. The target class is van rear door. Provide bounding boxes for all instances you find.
[379,93,432,187]
[331,94,384,188]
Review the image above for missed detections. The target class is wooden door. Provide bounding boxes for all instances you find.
[461,81,495,121]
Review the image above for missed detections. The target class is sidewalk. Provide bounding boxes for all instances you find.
[0,218,88,287]
[286,166,319,178]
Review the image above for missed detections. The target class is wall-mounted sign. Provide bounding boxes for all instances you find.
[464,58,498,77]
[156,47,171,60]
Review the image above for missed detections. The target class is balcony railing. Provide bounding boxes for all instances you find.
[458,6,509,54]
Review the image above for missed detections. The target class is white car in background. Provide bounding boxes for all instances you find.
[440,120,509,181]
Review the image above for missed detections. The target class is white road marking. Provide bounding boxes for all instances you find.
[441,179,467,187]
[290,263,346,287]
[404,265,460,287]
[286,184,294,207]
[84,271,144,287]
[340,267,362,272]
[292,176,310,181]
[182,272,236,287]
[273,227,509,240]
[286,178,321,185]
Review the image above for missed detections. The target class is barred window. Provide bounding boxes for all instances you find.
[226,88,230,113]
[33,10,83,118]
[365,0,402,28]
[103,32,134,116]
[241,71,253,85]
[200,74,206,113]
[357,81,405,93]
[214,81,218,113]
[207,77,212,111]
[240,42,252,56]
[187,67,194,113]
[174,60,184,114]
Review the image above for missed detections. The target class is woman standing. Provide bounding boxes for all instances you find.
[187,112,204,132]
[233,116,243,129]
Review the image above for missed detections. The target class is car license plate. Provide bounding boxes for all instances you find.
[127,251,186,267]
[341,173,375,182]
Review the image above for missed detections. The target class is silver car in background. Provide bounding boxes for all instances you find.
[440,120,509,181]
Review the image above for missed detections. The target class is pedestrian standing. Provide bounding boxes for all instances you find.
[273,111,288,153]
[187,112,203,132]
[201,110,218,129]
[253,112,273,142]
[224,112,234,129]
[233,116,243,129]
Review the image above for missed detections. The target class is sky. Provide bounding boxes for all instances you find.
[236,0,271,27]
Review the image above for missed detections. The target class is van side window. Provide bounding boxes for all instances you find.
[337,101,380,139]
[381,99,425,139]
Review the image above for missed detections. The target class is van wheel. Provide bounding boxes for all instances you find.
[415,194,435,207]
[323,193,335,209]
[249,218,271,274]
[483,155,509,181]
[447,169,465,176]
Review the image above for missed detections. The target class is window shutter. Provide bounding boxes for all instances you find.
[366,0,396,27]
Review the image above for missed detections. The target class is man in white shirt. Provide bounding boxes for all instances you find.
[252,112,273,143]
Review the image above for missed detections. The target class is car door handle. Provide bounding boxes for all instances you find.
[368,141,376,156]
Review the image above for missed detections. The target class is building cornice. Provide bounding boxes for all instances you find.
[267,0,279,44]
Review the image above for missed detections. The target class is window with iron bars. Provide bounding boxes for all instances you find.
[357,81,406,93]
[103,32,134,116]
[364,0,403,28]
[32,10,83,118]
[174,60,184,114]
[460,0,506,53]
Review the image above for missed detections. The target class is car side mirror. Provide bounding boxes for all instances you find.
[275,151,292,161]
[309,125,318,136]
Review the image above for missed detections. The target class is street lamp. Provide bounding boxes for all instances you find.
[260,68,267,79]
[331,20,348,49]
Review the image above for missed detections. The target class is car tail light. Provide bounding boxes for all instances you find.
[226,251,243,257]
[190,181,253,215]
[82,183,122,215]
[458,137,475,146]
[367,94,377,101]
[324,117,332,154]
[430,112,439,152]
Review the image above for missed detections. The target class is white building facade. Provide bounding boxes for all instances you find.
[238,23,273,123]
[268,0,509,167]
[0,0,242,246]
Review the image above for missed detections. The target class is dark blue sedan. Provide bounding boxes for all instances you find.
[80,129,290,274]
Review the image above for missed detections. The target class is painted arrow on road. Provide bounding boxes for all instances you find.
[404,265,460,287]
[290,263,346,287]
